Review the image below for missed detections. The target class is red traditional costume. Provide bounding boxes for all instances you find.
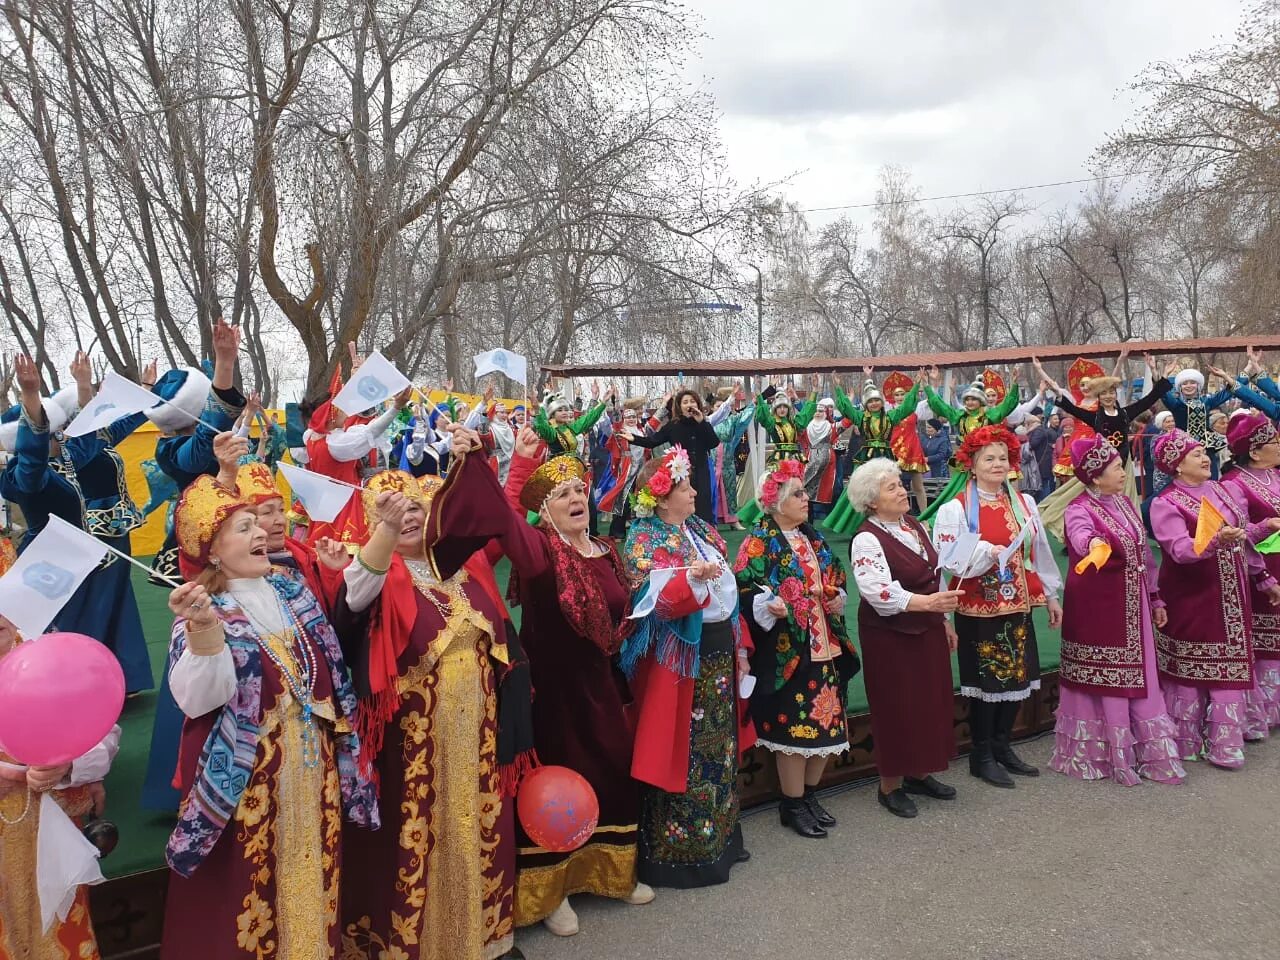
[885,371,927,473]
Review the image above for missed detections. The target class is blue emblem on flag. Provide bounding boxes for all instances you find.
[355,375,389,403]
[92,401,118,417]
[23,561,76,600]
[493,351,510,372]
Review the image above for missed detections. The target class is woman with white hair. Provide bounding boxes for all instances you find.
[848,458,964,818]
[735,459,858,837]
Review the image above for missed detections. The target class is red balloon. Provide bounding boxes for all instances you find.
[517,765,599,853]
[0,632,125,766]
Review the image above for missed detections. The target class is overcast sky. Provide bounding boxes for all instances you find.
[692,0,1246,227]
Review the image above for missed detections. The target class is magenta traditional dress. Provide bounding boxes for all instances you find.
[1150,479,1275,768]
[1050,491,1184,785]
[1221,466,1280,733]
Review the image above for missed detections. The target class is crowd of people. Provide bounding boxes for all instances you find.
[4,329,1280,960]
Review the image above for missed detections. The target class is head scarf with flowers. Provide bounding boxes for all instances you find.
[630,445,691,518]
[758,458,806,513]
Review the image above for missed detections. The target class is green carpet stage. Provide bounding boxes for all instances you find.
[91,532,1067,957]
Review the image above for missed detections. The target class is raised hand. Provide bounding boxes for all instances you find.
[14,354,40,398]
[444,423,481,457]
[482,382,496,404]
[1164,357,1181,378]
[862,365,874,379]
[141,358,159,388]
[515,424,541,458]
[213,431,249,472]
[70,350,92,386]
[168,582,217,630]
[393,386,413,409]
[212,318,240,363]
[590,380,600,400]
[1142,353,1158,375]
[314,537,351,572]
[375,491,411,533]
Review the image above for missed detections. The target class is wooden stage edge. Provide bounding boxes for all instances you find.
[91,673,1062,959]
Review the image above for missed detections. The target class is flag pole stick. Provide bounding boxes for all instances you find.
[99,538,183,588]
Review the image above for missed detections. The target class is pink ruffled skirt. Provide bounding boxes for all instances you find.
[1243,660,1280,740]
[1050,686,1185,786]
[1162,682,1248,769]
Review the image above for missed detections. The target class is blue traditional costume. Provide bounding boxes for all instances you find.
[0,390,153,692]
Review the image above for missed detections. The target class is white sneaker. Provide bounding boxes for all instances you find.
[624,882,656,905]
[543,898,579,937]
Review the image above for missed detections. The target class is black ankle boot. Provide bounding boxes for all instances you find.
[803,786,837,827]
[779,796,827,838]
[994,701,1039,776]
[968,700,1015,788]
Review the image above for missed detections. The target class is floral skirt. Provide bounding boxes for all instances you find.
[955,613,1041,702]
[637,621,744,890]
[750,656,849,758]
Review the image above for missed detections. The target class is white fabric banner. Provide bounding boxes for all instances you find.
[63,372,158,438]
[332,351,410,417]
[278,462,356,524]
[37,793,104,931]
[0,516,108,637]
[473,348,528,386]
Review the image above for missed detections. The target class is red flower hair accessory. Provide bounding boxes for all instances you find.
[955,424,1020,472]
[759,458,805,511]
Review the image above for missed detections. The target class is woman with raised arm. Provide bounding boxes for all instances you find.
[627,389,723,525]
[159,475,378,959]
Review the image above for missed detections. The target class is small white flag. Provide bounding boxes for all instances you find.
[473,348,528,386]
[332,351,411,417]
[0,515,109,637]
[278,462,356,524]
[63,372,158,438]
[627,567,687,620]
[37,793,105,931]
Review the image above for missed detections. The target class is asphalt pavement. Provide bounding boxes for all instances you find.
[516,733,1280,960]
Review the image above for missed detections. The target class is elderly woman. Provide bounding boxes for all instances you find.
[424,425,652,938]
[1220,413,1280,735]
[735,459,858,838]
[932,425,1063,789]
[160,475,378,959]
[1049,436,1185,786]
[848,459,963,817]
[1150,430,1280,769]
[622,447,754,887]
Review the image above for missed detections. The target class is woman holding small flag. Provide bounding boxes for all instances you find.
[1219,413,1280,734]
[931,425,1063,788]
[1048,435,1185,786]
[1149,430,1280,768]
[159,474,379,959]
[622,447,754,888]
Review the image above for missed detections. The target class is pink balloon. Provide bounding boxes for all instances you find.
[0,632,125,766]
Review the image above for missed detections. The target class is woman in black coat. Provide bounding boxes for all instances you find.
[628,389,722,525]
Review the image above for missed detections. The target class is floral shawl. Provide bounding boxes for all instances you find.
[620,513,740,679]
[734,516,856,689]
[165,573,379,878]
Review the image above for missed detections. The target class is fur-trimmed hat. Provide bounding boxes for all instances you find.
[861,379,883,404]
[1174,368,1205,392]
[147,367,211,433]
[960,380,986,404]
[542,390,572,417]
[0,394,74,451]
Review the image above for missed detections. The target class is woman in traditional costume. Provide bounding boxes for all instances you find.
[917,367,1026,523]
[627,390,722,526]
[848,459,961,817]
[1048,435,1185,786]
[622,447,754,888]
[335,452,532,960]
[160,475,378,959]
[735,459,857,838]
[823,374,921,534]
[884,370,932,514]
[0,615,121,960]
[597,400,653,537]
[426,427,652,939]
[800,397,846,523]
[533,385,611,459]
[712,389,755,529]
[753,388,815,466]
[1220,413,1280,735]
[1149,430,1280,769]
[932,425,1063,788]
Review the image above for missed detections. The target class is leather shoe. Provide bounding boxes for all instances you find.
[993,737,1040,777]
[803,786,837,827]
[736,847,751,863]
[780,796,827,838]
[876,787,918,818]
[903,775,957,800]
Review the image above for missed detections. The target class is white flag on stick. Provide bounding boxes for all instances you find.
[278,462,356,524]
[0,516,108,637]
[63,372,158,438]
[473,348,528,386]
[331,351,410,417]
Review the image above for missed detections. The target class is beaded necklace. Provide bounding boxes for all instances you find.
[256,592,321,769]
[683,523,728,615]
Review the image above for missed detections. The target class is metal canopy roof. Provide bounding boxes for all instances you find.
[541,335,1280,377]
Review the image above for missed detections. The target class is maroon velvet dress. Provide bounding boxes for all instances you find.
[429,452,641,925]
[854,517,956,778]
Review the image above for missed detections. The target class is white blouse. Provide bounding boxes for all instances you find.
[851,518,942,617]
[931,491,1062,599]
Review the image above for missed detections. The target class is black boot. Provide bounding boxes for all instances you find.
[779,796,827,838]
[968,700,1015,788]
[993,700,1040,776]
[803,785,837,827]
